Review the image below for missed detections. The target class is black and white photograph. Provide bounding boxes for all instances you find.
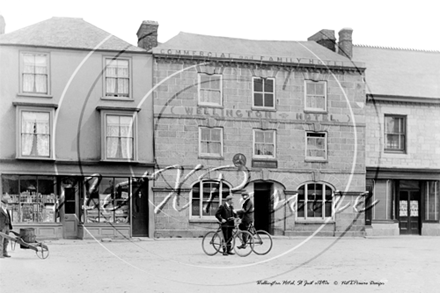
[0,0,439,292]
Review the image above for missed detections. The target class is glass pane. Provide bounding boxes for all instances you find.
[264,94,274,107]
[211,129,221,142]
[254,78,263,92]
[254,93,263,106]
[264,131,273,143]
[255,131,264,143]
[264,79,273,92]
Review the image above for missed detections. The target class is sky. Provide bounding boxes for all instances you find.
[0,0,439,51]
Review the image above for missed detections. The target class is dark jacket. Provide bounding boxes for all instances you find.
[240,198,254,224]
[215,203,235,227]
[0,208,13,230]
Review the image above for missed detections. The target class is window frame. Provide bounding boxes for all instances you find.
[19,51,51,96]
[253,129,276,159]
[103,57,132,99]
[198,126,224,158]
[384,114,406,153]
[197,73,223,107]
[296,182,334,221]
[304,80,327,112]
[190,180,231,220]
[252,77,275,110]
[16,106,55,160]
[100,110,138,162]
[424,181,439,222]
[305,131,328,162]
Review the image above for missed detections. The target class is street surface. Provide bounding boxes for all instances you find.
[0,235,439,293]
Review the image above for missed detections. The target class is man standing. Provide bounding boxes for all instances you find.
[215,195,236,256]
[237,191,254,249]
[0,198,13,258]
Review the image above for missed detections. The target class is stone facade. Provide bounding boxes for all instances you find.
[150,56,367,237]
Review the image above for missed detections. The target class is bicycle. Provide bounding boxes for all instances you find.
[202,219,254,257]
[247,223,273,255]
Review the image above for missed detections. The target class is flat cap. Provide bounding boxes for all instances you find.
[225,195,233,201]
[1,198,8,204]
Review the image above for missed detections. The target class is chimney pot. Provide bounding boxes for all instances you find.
[137,20,159,51]
[308,29,336,52]
[338,28,353,59]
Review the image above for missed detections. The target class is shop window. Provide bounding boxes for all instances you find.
[297,182,333,220]
[384,115,406,153]
[16,106,54,159]
[199,127,223,157]
[191,180,231,219]
[21,52,49,95]
[100,111,137,161]
[104,58,130,98]
[372,180,394,220]
[1,175,58,223]
[253,77,275,109]
[425,181,439,221]
[198,73,222,106]
[305,80,326,112]
[83,177,130,224]
[253,129,276,158]
[305,132,327,161]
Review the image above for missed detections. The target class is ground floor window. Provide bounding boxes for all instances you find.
[82,176,130,224]
[372,180,394,220]
[297,182,333,219]
[425,181,439,221]
[1,175,58,223]
[190,180,231,219]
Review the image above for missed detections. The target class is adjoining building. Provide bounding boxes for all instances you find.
[139,23,368,237]
[352,45,440,236]
[0,17,155,239]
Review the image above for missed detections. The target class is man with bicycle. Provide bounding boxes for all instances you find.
[215,195,236,256]
[236,191,254,249]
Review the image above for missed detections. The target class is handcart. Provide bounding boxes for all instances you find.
[0,230,49,259]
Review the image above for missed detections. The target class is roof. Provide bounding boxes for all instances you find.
[153,32,363,68]
[0,17,145,52]
[353,45,440,99]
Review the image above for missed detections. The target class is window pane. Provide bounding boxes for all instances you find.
[254,93,263,106]
[264,79,273,92]
[254,78,263,92]
[264,94,274,107]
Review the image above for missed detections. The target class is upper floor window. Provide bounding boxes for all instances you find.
[21,53,49,94]
[190,180,231,219]
[306,132,327,161]
[16,107,54,159]
[105,59,130,98]
[198,74,222,106]
[101,112,136,161]
[253,129,276,159]
[384,115,406,153]
[305,80,327,112]
[199,127,223,157]
[253,77,275,109]
[297,182,333,220]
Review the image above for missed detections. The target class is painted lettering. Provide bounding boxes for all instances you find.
[236,110,243,117]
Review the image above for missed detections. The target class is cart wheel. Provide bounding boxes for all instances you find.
[10,240,16,251]
[35,244,49,259]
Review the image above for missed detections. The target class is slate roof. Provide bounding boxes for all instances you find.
[0,17,145,52]
[353,45,440,99]
[153,32,362,68]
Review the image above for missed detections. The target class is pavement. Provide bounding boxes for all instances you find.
[0,235,439,293]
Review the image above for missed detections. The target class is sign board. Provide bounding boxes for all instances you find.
[252,159,278,169]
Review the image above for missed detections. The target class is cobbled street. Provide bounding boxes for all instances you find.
[1,235,439,293]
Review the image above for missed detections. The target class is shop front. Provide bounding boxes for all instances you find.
[365,168,440,236]
[1,174,150,240]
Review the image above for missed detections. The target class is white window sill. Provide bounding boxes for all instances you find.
[295,218,334,224]
[17,93,53,99]
[101,96,133,101]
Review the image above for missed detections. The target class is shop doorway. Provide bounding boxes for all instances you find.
[60,178,80,239]
[131,179,149,237]
[253,182,273,235]
[398,181,421,235]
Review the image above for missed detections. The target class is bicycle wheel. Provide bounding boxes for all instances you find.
[232,231,253,257]
[251,230,273,255]
[202,231,222,256]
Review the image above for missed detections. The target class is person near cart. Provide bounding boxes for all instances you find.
[0,198,13,258]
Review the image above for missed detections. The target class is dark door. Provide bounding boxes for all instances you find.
[399,190,420,235]
[253,182,273,234]
[132,179,149,237]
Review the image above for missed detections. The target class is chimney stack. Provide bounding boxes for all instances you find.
[307,29,336,52]
[337,28,353,59]
[137,20,159,51]
[0,15,5,34]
